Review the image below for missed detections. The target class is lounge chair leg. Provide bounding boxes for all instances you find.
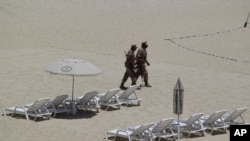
[3,109,6,116]
[25,113,29,120]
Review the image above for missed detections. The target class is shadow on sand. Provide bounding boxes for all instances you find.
[54,110,98,120]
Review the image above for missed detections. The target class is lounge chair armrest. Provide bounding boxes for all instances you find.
[96,93,105,98]
[24,103,33,108]
[200,115,209,120]
[15,106,26,111]
[116,129,129,136]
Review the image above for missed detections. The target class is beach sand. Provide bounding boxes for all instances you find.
[1,0,250,141]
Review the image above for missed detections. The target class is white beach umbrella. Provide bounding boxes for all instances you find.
[45,58,102,115]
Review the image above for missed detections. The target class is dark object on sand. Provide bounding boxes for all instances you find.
[243,10,250,28]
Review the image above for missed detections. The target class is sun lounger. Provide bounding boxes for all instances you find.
[124,118,177,141]
[96,88,122,110]
[3,97,51,121]
[46,94,71,117]
[151,118,177,141]
[75,91,100,112]
[222,107,248,125]
[179,113,206,138]
[118,85,142,106]
[200,110,228,134]
[104,122,155,141]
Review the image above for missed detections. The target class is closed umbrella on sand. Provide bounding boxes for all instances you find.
[45,58,102,115]
[173,77,184,139]
[173,77,184,124]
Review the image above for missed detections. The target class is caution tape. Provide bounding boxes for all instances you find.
[165,26,250,63]
[164,27,244,40]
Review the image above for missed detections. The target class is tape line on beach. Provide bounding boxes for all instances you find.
[164,26,246,40]
[165,26,250,63]
[167,39,250,63]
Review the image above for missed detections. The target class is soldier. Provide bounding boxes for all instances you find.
[136,41,152,87]
[120,45,138,90]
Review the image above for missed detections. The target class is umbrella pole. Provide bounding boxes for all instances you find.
[178,114,180,124]
[177,92,180,124]
[72,76,75,100]
[72,76,76,115]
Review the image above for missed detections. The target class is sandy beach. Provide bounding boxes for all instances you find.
[1,0,250,141]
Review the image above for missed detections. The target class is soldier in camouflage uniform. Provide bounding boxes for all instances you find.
[136,41,152,87]
[120,45,138,90]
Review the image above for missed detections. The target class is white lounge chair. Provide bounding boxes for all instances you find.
[104,122,155,141]
[96,88,122,111]
[151,118,177,141]
[200,110,228,134]
[180,113,206,138]
[118,85,142,106]
[46,94,71,117]
[75,91,100,112]
[222,107,248,125]
[3,97,51,121]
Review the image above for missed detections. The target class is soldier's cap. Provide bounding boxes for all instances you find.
[142,41,148,47]
[131,44,137,48]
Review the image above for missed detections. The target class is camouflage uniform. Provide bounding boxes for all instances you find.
[136,42,152,87]
[120,45,138,89]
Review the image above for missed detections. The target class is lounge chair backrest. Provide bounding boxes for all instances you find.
[51,95,68,108]
[131,122,155,136]
[78,91,98,105]
[185,113,203,126]
[224,107,247,123]
[151,118,174,133]
[203,110,227,124]
[118,85,139,100]
[99,89,120,103]
[27,98,50,112]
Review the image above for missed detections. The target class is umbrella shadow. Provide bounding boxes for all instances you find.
[104,136,128,141]
[54,110,98,119]
[205,129,227,136]
[121,103,140,107]
[182,131,206,139]
[3,113,50,122]
[100,106,121,111]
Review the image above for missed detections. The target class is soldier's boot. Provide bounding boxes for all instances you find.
[131,82,141,90]
[131,79,141,90]
[120,81,127,90]
[145,80,152,87]
[131,81,136,86]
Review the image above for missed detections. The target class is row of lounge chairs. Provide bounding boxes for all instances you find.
[2,85,142,121]
[105,118,177,141]
[104,107,248,141]
[2,96,70,121]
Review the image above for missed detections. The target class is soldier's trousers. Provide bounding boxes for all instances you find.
[137,64,148,82]
[121,67,137,85]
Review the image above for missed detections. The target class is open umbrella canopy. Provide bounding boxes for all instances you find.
[45,58,102,115]
[45,58,102,76]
